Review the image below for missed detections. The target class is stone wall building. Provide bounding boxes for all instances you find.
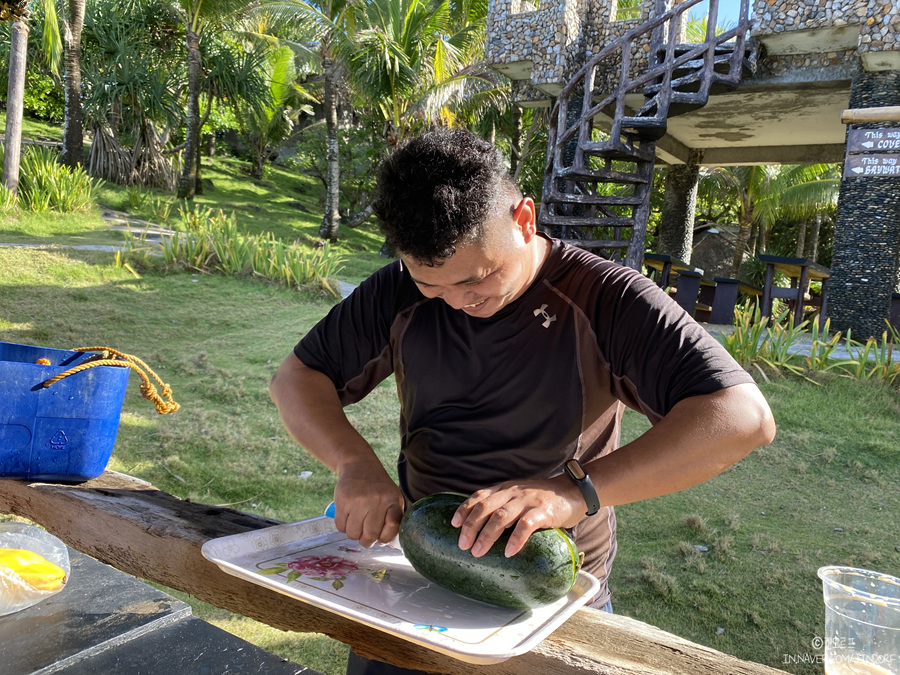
[486,0,900,337]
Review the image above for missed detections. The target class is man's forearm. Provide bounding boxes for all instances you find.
[269,352,405,546]
[268,352,376,474]
[590,382,776,507]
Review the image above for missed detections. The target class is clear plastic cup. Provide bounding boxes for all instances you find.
[817,566,900,675]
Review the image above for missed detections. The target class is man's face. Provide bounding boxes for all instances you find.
[402,198,543,318]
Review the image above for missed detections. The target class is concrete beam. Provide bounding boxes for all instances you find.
[754,25,861,56]
[699,144,847,166]
[862,51,900,73]
[655,133,693,165]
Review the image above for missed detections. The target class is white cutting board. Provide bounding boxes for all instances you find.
[201,516,600,664]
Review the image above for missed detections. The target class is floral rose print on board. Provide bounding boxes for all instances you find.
[258,555,359,590]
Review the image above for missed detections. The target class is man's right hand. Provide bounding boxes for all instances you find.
[333,457,405,548]
[269,354,405,548]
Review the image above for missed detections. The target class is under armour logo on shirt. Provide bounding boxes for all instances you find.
[533,304,557,328]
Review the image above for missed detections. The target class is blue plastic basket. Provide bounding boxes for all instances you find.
[0,341,130,482]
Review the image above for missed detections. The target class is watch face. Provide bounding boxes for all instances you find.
[566,460,586,481]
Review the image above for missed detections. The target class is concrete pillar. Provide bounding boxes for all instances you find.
[829,69,900,339]
[656,149,703,262]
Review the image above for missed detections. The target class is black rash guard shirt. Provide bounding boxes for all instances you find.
[294,235,754,605]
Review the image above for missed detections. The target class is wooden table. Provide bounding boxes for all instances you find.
[643,253,703,288]
[758,254,830,324]
[0,471,790,675]
[643,254,715,318]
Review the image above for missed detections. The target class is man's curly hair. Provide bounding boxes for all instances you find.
[374,129,519,264]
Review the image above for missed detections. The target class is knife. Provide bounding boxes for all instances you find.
[323,502,403,550]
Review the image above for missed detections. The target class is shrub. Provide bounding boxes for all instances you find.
[16,145,100,213]
[158,205,344,296]
[719,302,900,387]
[22,72,65,123]
[0,184,17,213]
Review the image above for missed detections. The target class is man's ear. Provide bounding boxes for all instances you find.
[512,197,538,242]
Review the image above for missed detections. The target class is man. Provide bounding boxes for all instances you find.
[270,129,775,674]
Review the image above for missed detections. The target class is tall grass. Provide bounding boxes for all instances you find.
[7,145,100,213]
[0,184,17,212]
[123,204,345,297]
[719,302,900,386]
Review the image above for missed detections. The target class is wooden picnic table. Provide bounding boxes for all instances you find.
[758,254,830,325]
[643,253,703,288]
[643,254,716,319]
[0,471,789,675]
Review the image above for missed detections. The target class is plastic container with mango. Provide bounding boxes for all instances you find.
[0,523,70,616]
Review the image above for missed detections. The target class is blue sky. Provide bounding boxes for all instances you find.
[689,0,744,27]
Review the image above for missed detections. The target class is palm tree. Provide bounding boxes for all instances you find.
[259,0,359,241]
[174,0,257,200]
[60,0,86,168]
[350,0,487,144]
[701,164,840,276]
[337,0,492,239]
[239,44,313,178]
[769,164,840,261]
[2,0,59,193]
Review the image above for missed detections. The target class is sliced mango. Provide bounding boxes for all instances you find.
[0,548,67,591]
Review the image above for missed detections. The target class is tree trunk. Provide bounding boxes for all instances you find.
[806,211,822,262]
[318,56,341,241]
[509,105,522,177]
[657,150,703,262]
[731,216,751,276]
[60,0,86,168]
[2,20,29,194]
[177,26,203,200]
[194,140,203,194]
[795,220,807,258]
[342,202,374,228]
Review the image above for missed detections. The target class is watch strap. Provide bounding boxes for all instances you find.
[564,459,601,516]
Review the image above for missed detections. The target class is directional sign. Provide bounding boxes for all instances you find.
[843,153,900,178]
[847,128,900,153]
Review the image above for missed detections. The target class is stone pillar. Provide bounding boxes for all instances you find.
[656,149,703,262]
[829,68,900,339]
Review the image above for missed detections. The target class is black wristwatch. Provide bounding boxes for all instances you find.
[564,459,601,516]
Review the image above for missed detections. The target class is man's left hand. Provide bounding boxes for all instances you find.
[451,475,587,558]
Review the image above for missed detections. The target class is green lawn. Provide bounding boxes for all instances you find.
[1,121,898,674]
[2,239,897,675]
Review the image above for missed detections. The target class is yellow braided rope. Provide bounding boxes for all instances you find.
[40,348,180,415]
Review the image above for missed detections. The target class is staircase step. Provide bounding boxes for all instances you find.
[562,239,631,250]
[545,192,644,207]
[539,213,636,229]
[658,43,738,58]
[618,119,669,141]
[579,141,656,162]
[556,166,650,185]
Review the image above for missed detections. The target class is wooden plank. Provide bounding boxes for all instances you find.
[0,472,788,675]
[841,106,900,124]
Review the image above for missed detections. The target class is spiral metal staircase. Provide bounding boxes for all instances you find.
[540,0,753,269]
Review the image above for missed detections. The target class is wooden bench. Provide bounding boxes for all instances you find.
[758,254,830,325]
[643,254,718,319]
[669,269,716,318]
[0,471,789,675]
[709,278,763,325]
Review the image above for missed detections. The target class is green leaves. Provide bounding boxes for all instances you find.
[719,302,900,388]
[154,205,345,297]
[14,145,99,213]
